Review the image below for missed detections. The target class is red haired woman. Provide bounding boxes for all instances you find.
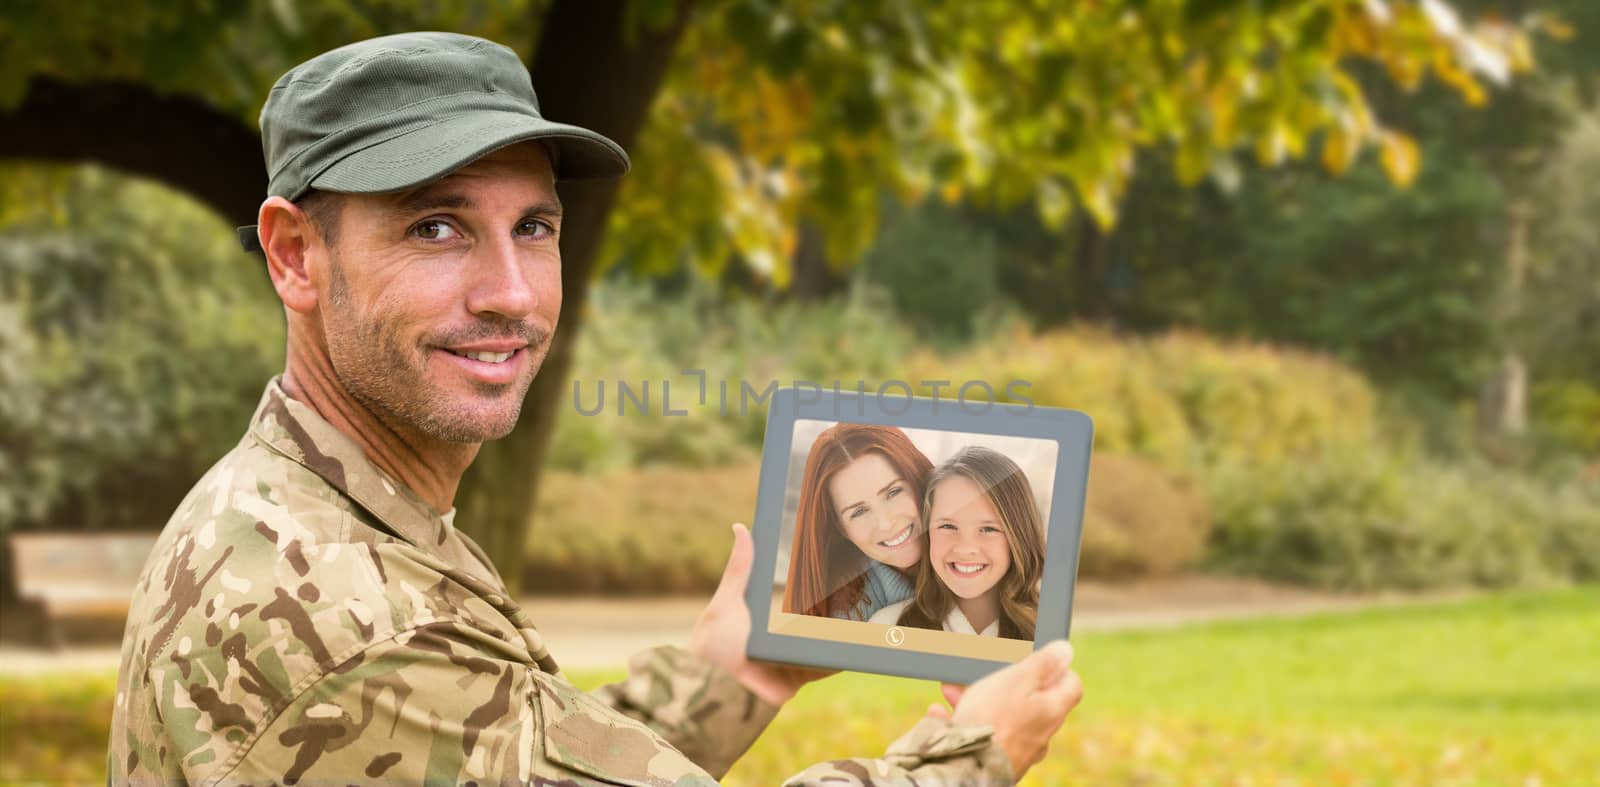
[782,423,935,620]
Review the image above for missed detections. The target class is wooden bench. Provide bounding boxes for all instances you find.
[8,532,158,649]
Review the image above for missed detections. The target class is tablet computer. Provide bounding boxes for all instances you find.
[745,386,1093,685]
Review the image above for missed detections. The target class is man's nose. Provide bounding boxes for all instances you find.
[465,237,539,319]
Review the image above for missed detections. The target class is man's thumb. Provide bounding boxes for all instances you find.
[714,523,755,600]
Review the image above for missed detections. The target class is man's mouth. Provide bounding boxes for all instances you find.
[877,524,915,548]
[947,561,989,576]
[446,348,516,364]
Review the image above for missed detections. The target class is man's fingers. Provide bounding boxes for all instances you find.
[1031,640,1075,687]
[926,702,951,720]
[1056,668,1085,710]
[712,523,755,602]
[1037,668,1086,724]
[940,682,966,709]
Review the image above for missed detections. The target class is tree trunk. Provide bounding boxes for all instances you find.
[1073,208,1115,327]
[0,77,264,224]
[453,0,692,593]
[1479,200,1530,445]
[789,220,832,300]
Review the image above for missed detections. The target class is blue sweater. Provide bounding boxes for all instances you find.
[841,561,916,621]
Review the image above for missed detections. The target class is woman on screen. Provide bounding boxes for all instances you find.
[870,446,1044,640]
[783,423,935,620]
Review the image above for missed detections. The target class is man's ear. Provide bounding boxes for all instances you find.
[258,196,321,314]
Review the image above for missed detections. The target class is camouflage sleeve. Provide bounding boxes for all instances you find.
[589,644,782,779]
[213,622,715,785]
[780,716,1014,786]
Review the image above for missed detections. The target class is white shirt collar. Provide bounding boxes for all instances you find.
[946,606,999,637]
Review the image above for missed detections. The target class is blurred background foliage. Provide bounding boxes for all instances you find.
[1,0,1597,594]
[0,167,283,532]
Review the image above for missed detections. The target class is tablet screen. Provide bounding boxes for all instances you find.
[768,419,1058,663]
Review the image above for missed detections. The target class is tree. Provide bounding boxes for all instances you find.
[0,0,1545,589]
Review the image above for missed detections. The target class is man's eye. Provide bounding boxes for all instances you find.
[516,219,554,238]
[412,220,459,241]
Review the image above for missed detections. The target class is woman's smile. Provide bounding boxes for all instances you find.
[877,524,916,548]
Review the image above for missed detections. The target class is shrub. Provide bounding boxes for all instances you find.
[1205,450,1600,591]
[1077,454,1211,579]
[904,327,1378,471]
[0,166,283,533]
[523,464,761,594]
[1532,380,1600,455]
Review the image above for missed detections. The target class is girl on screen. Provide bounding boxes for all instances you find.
[869,446,1044,640]
[783,423,935,620]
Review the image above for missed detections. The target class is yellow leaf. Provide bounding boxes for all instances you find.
[1509,31,1536,73]
[1433,50,1488,107]
[1321,125,1360,176]
[1175,140,1210,185]
[1379,130,1420,187]
[1363,0,1393,26]
[1255,122,1290,167]
[1208,86,1238,146]
[1384,54,1425,92]
[1037,178,1072,230]
[1537,13,1576,41]
[1078,179,1118,230]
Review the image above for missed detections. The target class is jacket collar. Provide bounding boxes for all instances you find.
[248,377,499,586]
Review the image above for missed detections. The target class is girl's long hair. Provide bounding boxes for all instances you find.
[782,423,934,619]
[897,446,1045,640]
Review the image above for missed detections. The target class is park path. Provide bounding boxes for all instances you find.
[0,576,1467,676]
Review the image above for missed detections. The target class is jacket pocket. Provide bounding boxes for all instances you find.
[533,672,711,786]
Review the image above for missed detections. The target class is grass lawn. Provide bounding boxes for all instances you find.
[605,586,1600,786]
[3,587,1594,786]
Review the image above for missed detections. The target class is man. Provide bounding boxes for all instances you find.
[109,32,1083,785]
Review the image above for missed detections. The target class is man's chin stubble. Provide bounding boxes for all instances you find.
[335,359,535,444]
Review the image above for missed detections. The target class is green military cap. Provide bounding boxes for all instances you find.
[238,31,628,251]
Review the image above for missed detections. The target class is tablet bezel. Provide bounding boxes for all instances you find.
[745,387,1093,685]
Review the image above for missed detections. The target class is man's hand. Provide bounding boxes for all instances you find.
[925,640,1084,780]
[689,523,834,705]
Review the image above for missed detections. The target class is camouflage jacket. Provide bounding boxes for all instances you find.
[109,379,1013,785]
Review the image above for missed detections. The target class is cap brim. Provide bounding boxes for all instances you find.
[313,110,629,193]
[238,111,628,252]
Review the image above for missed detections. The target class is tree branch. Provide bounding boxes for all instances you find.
[0,77,264,224]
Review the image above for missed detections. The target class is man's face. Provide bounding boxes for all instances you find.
[315,142,562,443]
